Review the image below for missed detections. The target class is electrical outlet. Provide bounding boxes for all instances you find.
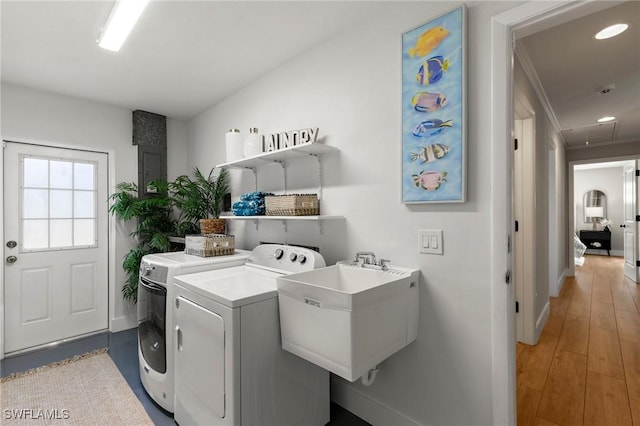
[418,229,443,255]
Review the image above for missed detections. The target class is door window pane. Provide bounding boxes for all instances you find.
[50,161,73,189]
[50,219,73,247]
[23,189,49,219]
[23,158,49,188]
[23,220,49,249]
[50,190,73,218]
[74,219,95,246]
[74,163,95,190]
[74,191,95,218]
[21,157,98,251]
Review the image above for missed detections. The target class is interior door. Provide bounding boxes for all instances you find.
[513,120,524,341]
[513,116,536,344]
[3,141,109,353]
[622,161,639,283]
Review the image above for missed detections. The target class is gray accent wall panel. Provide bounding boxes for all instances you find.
[133,110,167,198]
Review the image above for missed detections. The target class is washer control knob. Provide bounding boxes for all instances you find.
[274,248,284,260]
[298,254,307,264]
[289,253,297,262]
[143,265,153,276]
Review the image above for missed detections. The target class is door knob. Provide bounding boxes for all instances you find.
[6,240,17,248]
[6,255,17,264]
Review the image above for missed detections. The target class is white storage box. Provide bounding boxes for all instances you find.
[185,234,235,257]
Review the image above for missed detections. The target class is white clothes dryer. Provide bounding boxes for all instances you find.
[173,244,330,426]
[137,250,250,413]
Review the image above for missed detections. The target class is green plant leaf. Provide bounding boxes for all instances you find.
[108,167,229,303]
[149,233,170,251]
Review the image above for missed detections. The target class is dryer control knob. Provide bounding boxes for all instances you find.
[289,253,297,262]
[274,248,284,259]
[143,265,153,276]
[298,254,307,264]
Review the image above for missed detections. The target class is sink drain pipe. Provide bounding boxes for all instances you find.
[360,366,379,386]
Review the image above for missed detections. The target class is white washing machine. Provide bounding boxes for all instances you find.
[173,244,330,426]
[137,250,250,413]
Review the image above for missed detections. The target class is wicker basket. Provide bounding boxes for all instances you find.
[185,234,235,257]
[199,218,226,234]
[265,194,319,216]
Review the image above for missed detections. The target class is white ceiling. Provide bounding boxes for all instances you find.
[1,1,395,120]
[2,0,639,148]
[517,1,640,148]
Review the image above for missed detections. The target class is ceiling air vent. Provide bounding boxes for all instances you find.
[561,122,617,147]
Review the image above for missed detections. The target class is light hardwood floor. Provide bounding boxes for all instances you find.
[516,255,640,426]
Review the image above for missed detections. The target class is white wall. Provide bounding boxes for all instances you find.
[1,82,188,334]
[187,2,519,424]
[167,119,188,181]
[574,167,625,254]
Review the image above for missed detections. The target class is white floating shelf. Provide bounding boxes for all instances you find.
[216,143,338,169]
[221,214,343,234]
[220,215,344,221]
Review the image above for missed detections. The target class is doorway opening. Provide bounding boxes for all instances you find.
[489,1,638,423]
[571,158,639,281]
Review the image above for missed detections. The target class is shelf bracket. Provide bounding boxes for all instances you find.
[281,219,288,232]
[252,219,259,231]
[276,160,287,194]
[247,167,258,192]
[318,220,324,235]
[314,154,323,200]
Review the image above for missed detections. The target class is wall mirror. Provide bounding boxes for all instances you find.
[583,190,606,223]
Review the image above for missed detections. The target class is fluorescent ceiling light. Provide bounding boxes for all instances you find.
[595,23,629,40]
[98,0,150,52]
[597,116,616,123]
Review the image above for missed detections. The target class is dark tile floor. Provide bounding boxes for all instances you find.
[1,329,370,426]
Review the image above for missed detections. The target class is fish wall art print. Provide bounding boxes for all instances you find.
[402,6,466,203]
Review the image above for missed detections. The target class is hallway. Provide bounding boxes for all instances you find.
[516,255,640,426]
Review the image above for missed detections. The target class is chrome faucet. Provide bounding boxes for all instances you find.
[354,252,390,271]
[355,251,377,265]
[377,258,390,271]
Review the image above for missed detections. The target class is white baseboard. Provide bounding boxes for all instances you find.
[331,377,420,426]
[110,315,137,333]
[535,301,550,342]
[550,269,568,297]
[585,249,623,257]
[559,268,568,288]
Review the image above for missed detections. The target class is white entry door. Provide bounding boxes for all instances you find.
[3,141,109,353]
[622,161,639,283]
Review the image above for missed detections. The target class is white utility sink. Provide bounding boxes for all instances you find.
[276,263,419,382]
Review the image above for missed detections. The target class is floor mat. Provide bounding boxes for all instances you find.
[1,349,153,425]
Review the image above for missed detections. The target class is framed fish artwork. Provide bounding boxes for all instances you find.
[402,6,466,203]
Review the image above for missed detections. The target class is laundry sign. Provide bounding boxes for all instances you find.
[263,127,319,153]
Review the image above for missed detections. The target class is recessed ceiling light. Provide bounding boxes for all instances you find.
[595,23,629,40]
[98,0,150,52]
[597,116,616,123]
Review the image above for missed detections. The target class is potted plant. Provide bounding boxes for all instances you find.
[170,167,230,235]
[109,180,177,302]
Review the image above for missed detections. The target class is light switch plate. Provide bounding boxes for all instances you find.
[419,229,443,255]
